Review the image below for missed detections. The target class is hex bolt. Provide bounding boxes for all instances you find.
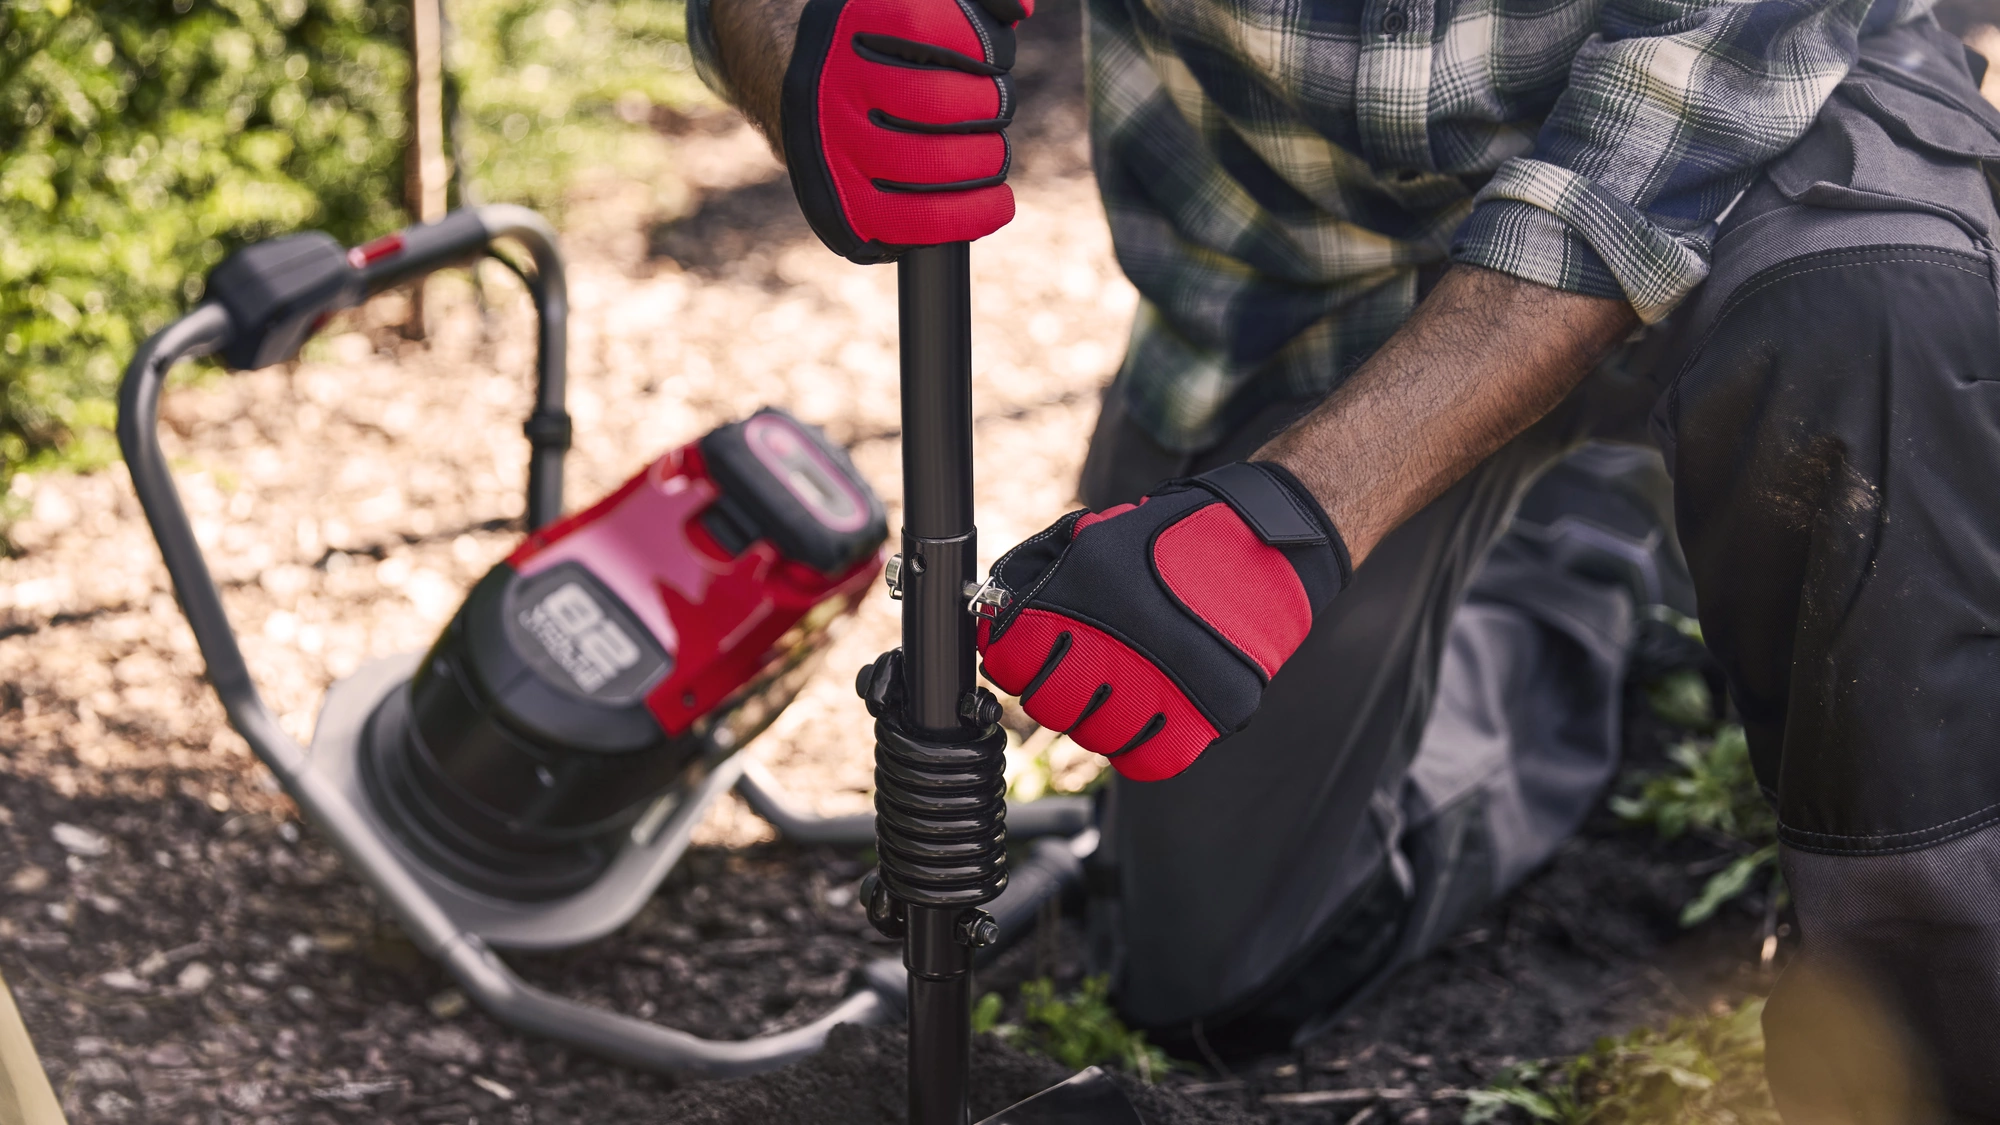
[958,688,1003,727]
[956,909,999,948]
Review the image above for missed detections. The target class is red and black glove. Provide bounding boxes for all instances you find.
[781,0,1029,263]
[976,462,1351,781]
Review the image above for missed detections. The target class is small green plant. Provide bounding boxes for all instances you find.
[974,977,1173,1083]
[1676,844,1780,929]
[1637,609,1716,731]
[1645,669,1715,731]
[1611,726,1771,844]
[1464,998,1777,1124]
[1611,725,1780,926]
[972,990,1005,1034]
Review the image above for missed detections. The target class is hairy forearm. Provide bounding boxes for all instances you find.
[710,0,808,148]
[1258,265,1638,568]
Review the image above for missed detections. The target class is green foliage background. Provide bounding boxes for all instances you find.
[0,0,412,472]
[450,0,702,214]
[0,0,703,483]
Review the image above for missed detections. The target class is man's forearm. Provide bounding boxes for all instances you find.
[710,0,808,146]
[1258,265,1638,568]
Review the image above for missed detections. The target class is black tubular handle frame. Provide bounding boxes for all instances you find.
[117,205,568,780]
[114,204,895,1077]
[352,205,572,530]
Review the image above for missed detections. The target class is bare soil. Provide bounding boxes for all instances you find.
[648,1023,1264,1125]
[10,2,1960,1122]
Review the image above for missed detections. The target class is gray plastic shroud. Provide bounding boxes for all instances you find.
[311,653,749,950]
[309,654,1097,946]
[307,654,895,1076]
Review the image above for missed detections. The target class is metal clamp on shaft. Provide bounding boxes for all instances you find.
[522,409,574,451]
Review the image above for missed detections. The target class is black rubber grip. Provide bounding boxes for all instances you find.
[359,209,492,295]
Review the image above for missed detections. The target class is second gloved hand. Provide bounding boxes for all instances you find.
[976,462,1351,781]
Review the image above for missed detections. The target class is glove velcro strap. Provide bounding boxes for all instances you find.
[1191,461,1353,592]
[1191,462,1325,547]
[1192,462,1324,544]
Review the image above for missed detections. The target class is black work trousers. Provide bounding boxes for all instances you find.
[1081,18,2000,1121]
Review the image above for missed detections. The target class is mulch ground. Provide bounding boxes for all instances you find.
[0,692,1780,1125]
[19,0,1988,1120]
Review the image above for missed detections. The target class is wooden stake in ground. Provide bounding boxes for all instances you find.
[0,969,66,1125]
[404,0,450,338]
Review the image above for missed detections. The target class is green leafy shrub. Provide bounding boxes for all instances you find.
[1612,725,1781,925]
[1464,998,1777,1125]
[1,0,411,474]
[974,977,1174,1082]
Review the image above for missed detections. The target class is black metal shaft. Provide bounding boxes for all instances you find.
[897,242,980,1125]
[899,242,978,736]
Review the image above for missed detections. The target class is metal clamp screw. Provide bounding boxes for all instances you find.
[965,579,1012,619]
[885,553,928,601]
[956,909,998,948]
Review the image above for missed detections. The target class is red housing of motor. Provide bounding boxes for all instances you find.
[508,421,884,735]
[362,408,886,899]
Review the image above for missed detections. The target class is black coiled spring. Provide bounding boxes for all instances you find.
[872,719,1009,908]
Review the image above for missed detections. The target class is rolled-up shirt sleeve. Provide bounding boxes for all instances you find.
[1451,0,1879,322]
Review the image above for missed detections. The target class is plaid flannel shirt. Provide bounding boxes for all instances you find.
[1089,0,1933,452]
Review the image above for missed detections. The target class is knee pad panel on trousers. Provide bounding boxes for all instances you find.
[1771,829,2000,1117]
[1667,243,2000,854]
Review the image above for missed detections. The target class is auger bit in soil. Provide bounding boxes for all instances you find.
[857,243,1143,1125]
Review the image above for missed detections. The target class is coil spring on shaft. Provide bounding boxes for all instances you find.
[872,719,1009,908]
